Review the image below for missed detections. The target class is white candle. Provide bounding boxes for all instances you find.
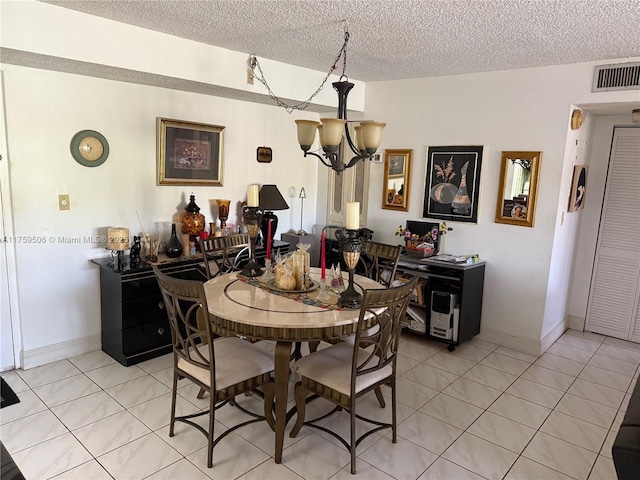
[345,202,360,230]
[247,184,259,207]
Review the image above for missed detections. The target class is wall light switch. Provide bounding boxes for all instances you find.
[59,194,70,210]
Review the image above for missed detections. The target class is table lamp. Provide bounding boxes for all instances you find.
[259,184,289,246]
[107,227,130,270]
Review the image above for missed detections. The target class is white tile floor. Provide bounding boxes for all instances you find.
[1,329,638,480]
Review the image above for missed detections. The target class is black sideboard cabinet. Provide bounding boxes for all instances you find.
[91,240,289,366]
[396,255,485,350]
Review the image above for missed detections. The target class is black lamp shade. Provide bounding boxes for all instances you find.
[259,185,289,246]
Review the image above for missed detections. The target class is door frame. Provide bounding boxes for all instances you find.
[0,71,22,371]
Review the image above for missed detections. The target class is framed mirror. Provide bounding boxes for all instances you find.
[495,151,541,227]
[382,149,412,211]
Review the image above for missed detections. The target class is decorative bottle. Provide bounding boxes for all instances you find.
[165,223,183,258]
[180,194,206,237]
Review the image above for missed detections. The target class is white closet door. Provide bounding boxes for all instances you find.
[585,127,640,340]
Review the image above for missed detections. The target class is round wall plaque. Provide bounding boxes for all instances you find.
[70,130,109,167]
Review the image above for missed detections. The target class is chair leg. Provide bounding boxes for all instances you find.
[263,381,276,431]
[197,387,206,399]
[391,378,397,443]
[289,382,308,438]
[308,341,320,353]
[374,386,386,408]
[169,369,178,437]
[208,387,215,468]
[292,342,303,361]
[350,400,357,474]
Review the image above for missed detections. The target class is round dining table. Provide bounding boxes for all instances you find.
[203,267,382,463]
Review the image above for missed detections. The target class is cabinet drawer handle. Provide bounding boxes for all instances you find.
[158,301,165,310]
[158,327,165,335]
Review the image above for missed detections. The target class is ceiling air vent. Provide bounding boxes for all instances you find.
[592,62,640,92]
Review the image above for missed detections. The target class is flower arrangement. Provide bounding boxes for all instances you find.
[395,223,453,257]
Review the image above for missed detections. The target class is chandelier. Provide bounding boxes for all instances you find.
[249,29,386,173]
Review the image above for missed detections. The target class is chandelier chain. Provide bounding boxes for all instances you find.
[250,30,350,114]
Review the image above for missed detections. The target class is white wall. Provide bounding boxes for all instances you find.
[1,64,318,367]
[2,1,640,364]
[363,62,640,354]
[0,1,365,112]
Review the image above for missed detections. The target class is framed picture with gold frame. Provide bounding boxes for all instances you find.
[382,149,412,212]
[157,118,225,186]
[495,151,541,227]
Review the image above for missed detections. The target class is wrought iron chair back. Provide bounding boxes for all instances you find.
[290,276,418,474]
[152,266,275,468]
[358,241,402,288]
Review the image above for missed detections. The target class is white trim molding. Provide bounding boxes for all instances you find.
[21,334,101,370]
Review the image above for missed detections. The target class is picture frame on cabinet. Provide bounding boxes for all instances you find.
[157,118,225,186]
[423,145,483,223]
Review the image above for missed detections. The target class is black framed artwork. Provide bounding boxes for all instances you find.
[423,145,483,223]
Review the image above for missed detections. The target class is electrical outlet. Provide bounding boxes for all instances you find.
[58,194,70,210]
[247,68,254,85]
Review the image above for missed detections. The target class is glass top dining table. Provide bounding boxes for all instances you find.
[203,267,383,463]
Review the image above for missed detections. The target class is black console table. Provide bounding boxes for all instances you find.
[396,255,485,351]
[91,240,289,366]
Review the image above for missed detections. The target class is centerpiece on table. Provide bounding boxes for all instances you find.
[395,223,451,258]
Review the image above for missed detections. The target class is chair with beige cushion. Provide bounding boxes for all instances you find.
[152,266,275,468]
[358,241,402,288]
[290,276,418,474]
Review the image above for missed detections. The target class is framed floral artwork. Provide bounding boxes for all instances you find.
[157,118,225,186]
[423,145,483,223]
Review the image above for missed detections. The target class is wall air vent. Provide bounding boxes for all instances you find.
[592,62,640,92]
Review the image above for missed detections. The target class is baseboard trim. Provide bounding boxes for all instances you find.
[21,334,101,370]
[475,328,542,356]
[568,315,585,332]
[541,317,569,354]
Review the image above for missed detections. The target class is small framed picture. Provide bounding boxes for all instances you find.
[257,146,272,163]
[157,118,224,186]
[568,165,588,212]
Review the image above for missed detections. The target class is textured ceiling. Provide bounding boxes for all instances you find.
[42,0,640,82]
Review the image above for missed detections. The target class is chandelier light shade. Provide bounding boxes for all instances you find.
[248,28,385,173]
[294,80,386,173]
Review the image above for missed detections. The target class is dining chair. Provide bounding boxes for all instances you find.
[199,234,251,279]
[199,236,227,279]
[220,233,251,271]
[290,276,418,474]
[358,241,402,288]
[152,266,275,468]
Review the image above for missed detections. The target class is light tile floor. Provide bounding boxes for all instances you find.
[1,329,638,480]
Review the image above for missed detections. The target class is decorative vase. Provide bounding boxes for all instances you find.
[216,199,231,230]
[180,194,206,236]
[429,182,458,204]
[165,223,183,258]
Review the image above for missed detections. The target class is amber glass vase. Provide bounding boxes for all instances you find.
[216,199,231,230]
[180,194,205,236]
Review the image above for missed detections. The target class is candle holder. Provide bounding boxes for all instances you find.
[335,227,372,309]
[241,206,264,277]
[216,199,231,231]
